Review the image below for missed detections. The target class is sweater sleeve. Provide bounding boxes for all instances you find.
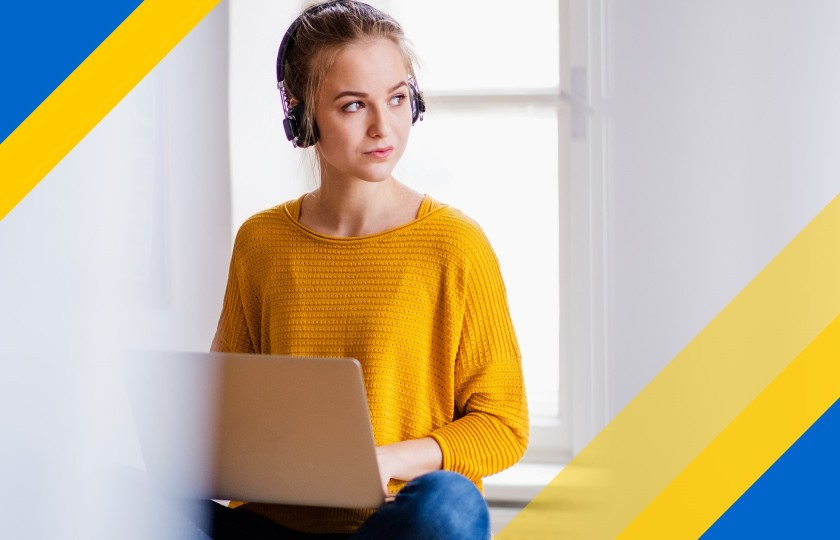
[212,233,257,354]
[429,234,529,481]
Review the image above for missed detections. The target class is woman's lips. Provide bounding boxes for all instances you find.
[365,146,393,158]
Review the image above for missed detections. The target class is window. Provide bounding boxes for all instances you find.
[386,0,570,461]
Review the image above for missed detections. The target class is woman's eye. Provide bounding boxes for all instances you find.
[389,94,406,106]
[342,101,362,112]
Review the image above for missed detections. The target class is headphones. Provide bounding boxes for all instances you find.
[275,0,426,148]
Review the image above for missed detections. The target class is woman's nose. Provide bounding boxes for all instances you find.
[367,106,390,138]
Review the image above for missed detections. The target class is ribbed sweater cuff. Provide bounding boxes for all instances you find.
[429,413,523,482]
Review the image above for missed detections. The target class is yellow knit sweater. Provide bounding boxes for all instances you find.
[213,195,528,534]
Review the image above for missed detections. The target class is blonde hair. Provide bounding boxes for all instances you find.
[281,1,419,149]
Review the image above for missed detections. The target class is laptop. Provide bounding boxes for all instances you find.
[123,350,385,509]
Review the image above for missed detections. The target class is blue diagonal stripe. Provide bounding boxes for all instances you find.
[702,398,840,538]
[0,1,142,143]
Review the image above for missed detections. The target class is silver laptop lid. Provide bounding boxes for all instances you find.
[124,351,384,509]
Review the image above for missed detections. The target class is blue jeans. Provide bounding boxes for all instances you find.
[204,471,491,539]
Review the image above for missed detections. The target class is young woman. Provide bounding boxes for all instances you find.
[210,1,528,538]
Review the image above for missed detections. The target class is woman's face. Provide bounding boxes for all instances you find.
[313,38,413,185]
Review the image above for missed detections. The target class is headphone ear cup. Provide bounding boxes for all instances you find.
[410,81,425,125]
[287,103,319,148]
[283,104,302,145]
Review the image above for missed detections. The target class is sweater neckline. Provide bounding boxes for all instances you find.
[282,193,445,242]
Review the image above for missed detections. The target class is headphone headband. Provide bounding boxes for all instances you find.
[276,0,346,86]
[276,0,425,148]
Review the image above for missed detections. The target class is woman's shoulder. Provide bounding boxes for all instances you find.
[419,198,497,261]
[420,196,476,229]
[233,198,302,246]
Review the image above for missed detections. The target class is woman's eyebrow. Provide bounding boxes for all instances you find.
[332,81,408,102]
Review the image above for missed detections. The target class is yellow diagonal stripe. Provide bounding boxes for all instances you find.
[499,193,840,539]
[0,0,220,221]
[621,315,840,538]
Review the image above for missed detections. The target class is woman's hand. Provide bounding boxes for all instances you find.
[375,444,401,495]
[375,437,443,495]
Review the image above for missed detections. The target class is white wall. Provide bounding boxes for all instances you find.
[0,4,230,538]
[599,0,840,417]
[228,1,312,234]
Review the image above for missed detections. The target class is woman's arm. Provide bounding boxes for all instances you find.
[212,226,257,355]
[424,221,529,481]
[210,329,223,352]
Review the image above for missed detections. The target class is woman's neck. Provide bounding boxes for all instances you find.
[299,177,423,237]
